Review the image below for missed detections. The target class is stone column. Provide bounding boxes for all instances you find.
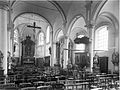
[56,42,60,66]
[19,37,22,65]
[63,36,69,68]
[88,25,94,72]
[8,24,14,56]
[7,29,11,52]
[50,30,54,66]
[52,42,56,66]
[85,1,94,72]
[44,36,46,58]
[0,8,8,75]
[7,1,14,57]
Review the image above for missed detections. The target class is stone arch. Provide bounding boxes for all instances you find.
[13,12,52,29]
[69,27,89,42]
[54,28,64,42]
[98,12,119,32]
[92,0,107,21]
[67,14,86,37]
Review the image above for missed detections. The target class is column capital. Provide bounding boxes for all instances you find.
[7,23,14,31]
[85,19,95,29]
[85,24,94,29]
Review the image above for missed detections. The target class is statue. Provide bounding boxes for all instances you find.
[0,50,4,69]
[112,51,119,65]
[21,36,35,57]
[7,51,12,69]
[112,51,119,73]
[93,53,99,64]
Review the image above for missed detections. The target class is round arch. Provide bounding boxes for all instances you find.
[13,12,52,29]
[67,14,86,37]
[12,1,66,25]
[54,28,64,42]
[92,0,107,21]
[69,27,89,42]
[98,12,119,31]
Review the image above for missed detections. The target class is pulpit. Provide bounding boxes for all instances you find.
[21,36,35,65]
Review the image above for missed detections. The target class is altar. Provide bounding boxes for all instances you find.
[22,56,35,65]
[21,36,35,65]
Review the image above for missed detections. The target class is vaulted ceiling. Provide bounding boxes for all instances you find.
[10,0,103,27]
[0,0,107,36]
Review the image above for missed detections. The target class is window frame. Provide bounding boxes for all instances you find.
[95,26,108,51]
[46,26,50,44]
[38,32,45,46]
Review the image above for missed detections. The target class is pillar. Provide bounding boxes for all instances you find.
[50,30,54,66]
[85,1,94,72]
[19,36,22,65]
[0,8,8,75]
[88,25,94,72]
[44,36,46,58]
[63,36,69,68]
[7,1,14,57]
[52,42,56,66]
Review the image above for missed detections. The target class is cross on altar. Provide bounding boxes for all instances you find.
[27,22,41,32]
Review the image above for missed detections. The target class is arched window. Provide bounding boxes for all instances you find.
[39,32,44,45]
[46,26,50,43]
[14,29,19,56]
[95,26,108,51]
[14,29,19,43]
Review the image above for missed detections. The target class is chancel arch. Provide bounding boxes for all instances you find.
[13,13,52,66]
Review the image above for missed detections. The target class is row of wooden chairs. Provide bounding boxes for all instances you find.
[0,73,119,90]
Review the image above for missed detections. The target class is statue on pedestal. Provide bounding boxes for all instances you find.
[112,51,119,73]
[7,51,12,69]
[0,50,4,69]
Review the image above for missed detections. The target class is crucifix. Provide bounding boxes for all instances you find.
[27,22,41,32]
[27,22,41,57]
[27,22,41,40]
